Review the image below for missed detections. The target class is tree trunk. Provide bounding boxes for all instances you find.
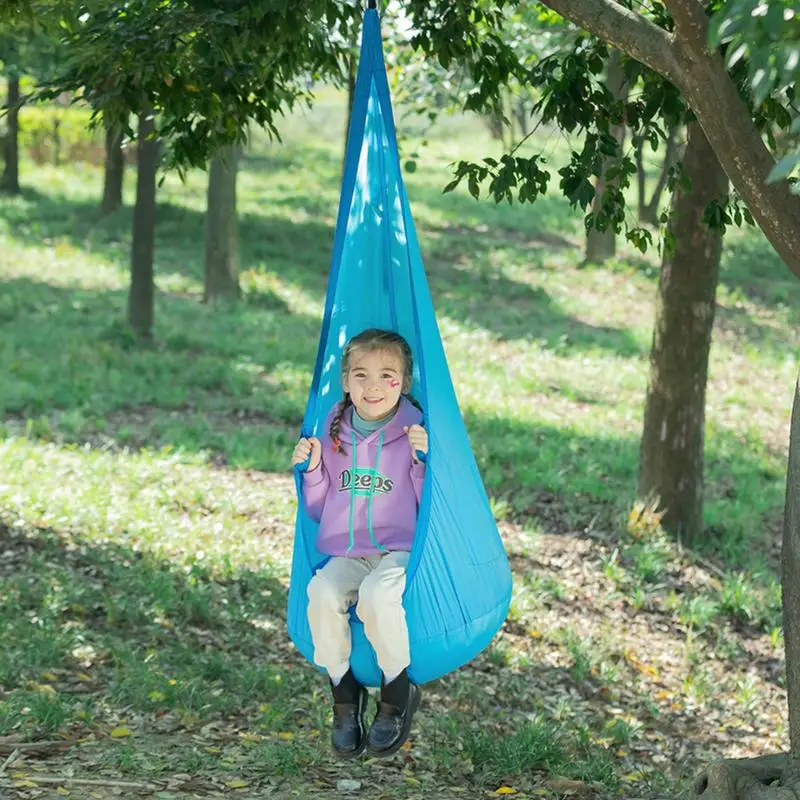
[585,50,628,264]
[101,123,125,215]
[637,121,727,543]
[540,0,800,279]
[639,126,680,226]
[1,75,21,195]
[516,97,530,139]
[486,105,506,146]
[784,378,800,760]
[52,118,61,167]
[203,144,241,304]
[693,754,796,799]
[128,110,159,339]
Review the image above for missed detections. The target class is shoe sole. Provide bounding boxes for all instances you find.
[331,687,369,760]
[367,684,421,758]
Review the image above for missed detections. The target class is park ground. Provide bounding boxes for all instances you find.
[0,88,798,798]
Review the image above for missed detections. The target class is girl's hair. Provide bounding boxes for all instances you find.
[330,329,418,452]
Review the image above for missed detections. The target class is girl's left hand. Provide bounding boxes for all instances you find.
[404,425,428,462]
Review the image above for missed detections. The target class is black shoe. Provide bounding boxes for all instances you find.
[366,670,421,757]
[330,669,368,759]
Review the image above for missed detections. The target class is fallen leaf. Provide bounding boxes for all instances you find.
[110,727,132,738]
[496,788,518,795]
[622,771,647,782]
[226,779,249,789]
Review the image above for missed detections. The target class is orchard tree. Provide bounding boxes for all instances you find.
[533,0,800,274]
[0,19,64,193]
[3,0,360,337]
[402,1,798,797]
[0,59,21,194]
[204,144,240,304]
[100,120,125,215]
[128,109,158,338]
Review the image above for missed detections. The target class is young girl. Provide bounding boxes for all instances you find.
[291,328,428,759]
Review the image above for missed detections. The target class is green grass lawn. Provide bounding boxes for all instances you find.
[0,87,797,798]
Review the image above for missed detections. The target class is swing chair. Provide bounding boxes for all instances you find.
[287,0,512,687]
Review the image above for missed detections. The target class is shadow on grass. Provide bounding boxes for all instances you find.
[0,517,322,741]
[0,305,784,575]
[1,186,643,357]
[0,276,318,446]
[465,410,784,571]
[0,516,688,797]
[720,231,800,308]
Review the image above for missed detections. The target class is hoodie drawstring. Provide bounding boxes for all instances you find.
[346,430,387,554]
[367,432,387,552]
[346,433,357,553]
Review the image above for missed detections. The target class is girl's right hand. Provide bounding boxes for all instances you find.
[292,437,322,471]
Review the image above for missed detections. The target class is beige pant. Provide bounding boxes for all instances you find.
[307,551,410,683]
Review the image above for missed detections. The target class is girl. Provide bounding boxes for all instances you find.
[292,328,428,759]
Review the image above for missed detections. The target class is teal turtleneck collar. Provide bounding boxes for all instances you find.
[350,406,397,438]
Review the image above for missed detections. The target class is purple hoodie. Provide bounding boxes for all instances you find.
[302,396,425,557]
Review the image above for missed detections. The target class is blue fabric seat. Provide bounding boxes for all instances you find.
[287,6,512,688]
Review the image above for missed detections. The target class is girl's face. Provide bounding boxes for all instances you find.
[343,347,407,421]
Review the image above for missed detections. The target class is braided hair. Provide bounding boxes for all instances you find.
[330,329,417,454]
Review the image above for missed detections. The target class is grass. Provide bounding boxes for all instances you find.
[0,85,797,797]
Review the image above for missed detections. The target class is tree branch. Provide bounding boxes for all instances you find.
[540,0,800,279]
[539,0,684,86]
[661,0,709,50]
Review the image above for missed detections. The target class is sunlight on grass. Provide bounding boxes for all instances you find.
[0,437,296,569]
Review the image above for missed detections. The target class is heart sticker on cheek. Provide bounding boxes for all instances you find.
[388,380,400,389]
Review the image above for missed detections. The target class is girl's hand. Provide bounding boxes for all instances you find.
[404,425,428,462]
[292,437,322,471]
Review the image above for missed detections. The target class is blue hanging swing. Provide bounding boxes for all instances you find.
[287,2,512,688]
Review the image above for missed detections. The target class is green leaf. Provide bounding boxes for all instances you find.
[767,153,800,183]
[726,43,748,69]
